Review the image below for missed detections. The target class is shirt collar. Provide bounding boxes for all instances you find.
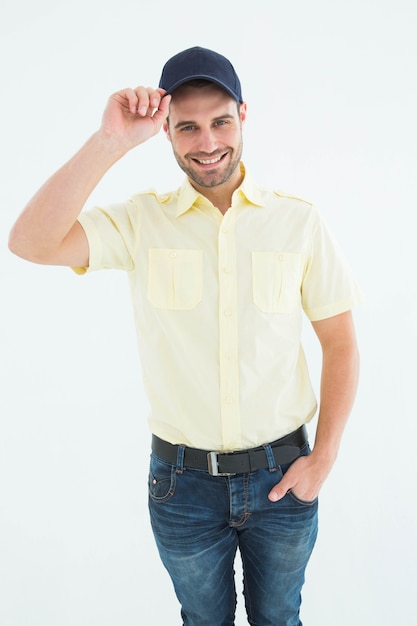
[236,164,264,207]
[175,178,203,217]
[175,163,264,217]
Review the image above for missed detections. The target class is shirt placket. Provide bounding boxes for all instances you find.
[218,209,241,450]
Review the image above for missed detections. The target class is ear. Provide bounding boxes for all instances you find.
[163,120,171,141]
[239,102,247,124]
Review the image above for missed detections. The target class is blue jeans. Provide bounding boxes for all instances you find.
[148,442,318,626]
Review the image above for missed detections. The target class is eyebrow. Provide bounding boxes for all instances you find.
[173,114,235,130]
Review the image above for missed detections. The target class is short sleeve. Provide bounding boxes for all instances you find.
[301,208,363,321]
[72,201,139,274]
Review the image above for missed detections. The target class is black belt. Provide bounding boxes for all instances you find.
[151,425,308,476]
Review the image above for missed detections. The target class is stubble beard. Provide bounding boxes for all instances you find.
[173,141,243,189]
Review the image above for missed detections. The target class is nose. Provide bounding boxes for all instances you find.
[196,127,218,154]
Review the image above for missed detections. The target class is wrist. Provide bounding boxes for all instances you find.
[92,127,131,161]
[309,441,339,472]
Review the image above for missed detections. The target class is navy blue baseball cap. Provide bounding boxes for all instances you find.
[159,46,243,103]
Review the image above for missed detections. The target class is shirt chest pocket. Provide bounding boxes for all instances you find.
[252,251,302,314]
[148,248,203,310]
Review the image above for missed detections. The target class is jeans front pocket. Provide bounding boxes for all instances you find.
[282,443,319,507]
[148,248,203,310]
[252,251,302,314]
[148,454,177,503]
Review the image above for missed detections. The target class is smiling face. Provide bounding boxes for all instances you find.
[164,83,247,197]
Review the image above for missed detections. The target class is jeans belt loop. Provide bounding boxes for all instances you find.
[263,443,278,471]
[176,444,186,473]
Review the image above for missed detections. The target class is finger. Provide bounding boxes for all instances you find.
[121,87,140,114]
[134,87,169,117]
[147,88,166,111]
[152,92,171,122]
[268,477,294,502]
[132,86,153,116]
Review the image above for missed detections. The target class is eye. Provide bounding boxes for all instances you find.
[180,125,196,132]
[214,119,228,127]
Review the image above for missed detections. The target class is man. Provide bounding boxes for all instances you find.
[9,46,362,625]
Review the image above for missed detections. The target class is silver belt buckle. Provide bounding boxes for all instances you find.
[207,451,236,476]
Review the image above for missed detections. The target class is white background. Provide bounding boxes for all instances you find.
[1,1,416,624]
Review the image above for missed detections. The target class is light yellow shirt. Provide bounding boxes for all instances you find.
[75,165,362,451]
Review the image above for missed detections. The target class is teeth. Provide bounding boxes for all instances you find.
[197,156,222,164]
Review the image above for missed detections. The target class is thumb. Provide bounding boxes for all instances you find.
[268,475,294,502]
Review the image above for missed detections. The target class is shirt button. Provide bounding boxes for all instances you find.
[223,266,231,273]
[225,352,233,360]
[224,310,232,316]
[170,251,177,258]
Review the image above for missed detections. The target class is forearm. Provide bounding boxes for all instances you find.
[311,331,360,470]
[8,130,125,263]
[268,317,360,503]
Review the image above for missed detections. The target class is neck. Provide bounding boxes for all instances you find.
[189,165,243,215]
[202,189,233,215]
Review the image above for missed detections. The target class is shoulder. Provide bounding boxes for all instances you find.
[130,186,180,204]
[127,187,183,216]
[255,184,318,223]
[272,189,313,207]
[249,177,314,211]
